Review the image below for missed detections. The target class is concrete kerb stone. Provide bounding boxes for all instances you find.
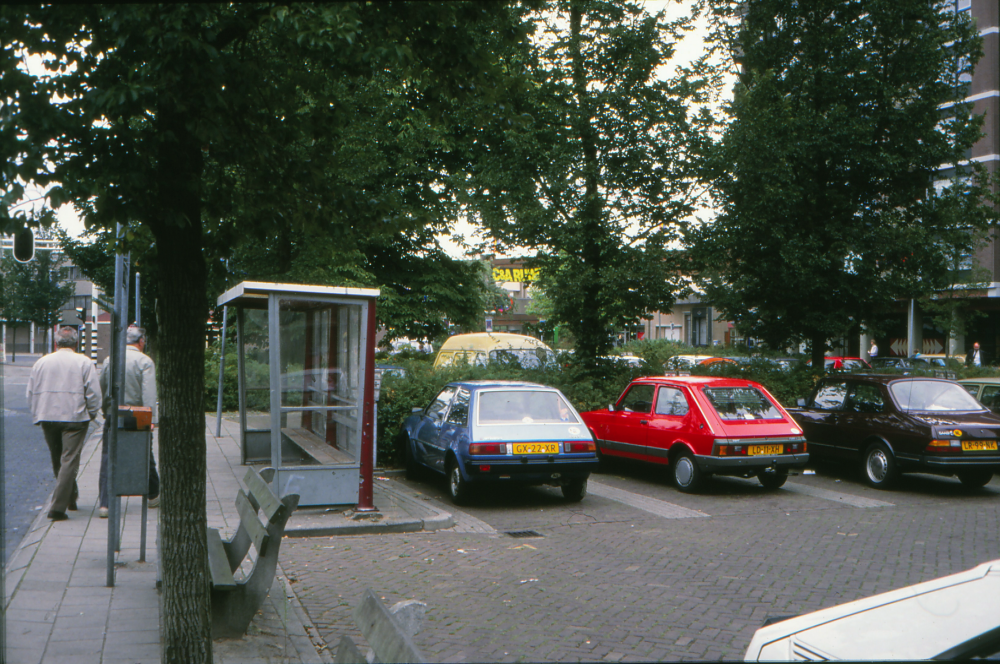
[376,478,454,532]
[285,471,455,537]
[282,474,453,538]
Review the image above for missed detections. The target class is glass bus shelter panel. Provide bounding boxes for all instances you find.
[239,308,272,463]
[276,298,364,467]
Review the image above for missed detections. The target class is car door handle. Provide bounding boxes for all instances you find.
[640,420,649,425]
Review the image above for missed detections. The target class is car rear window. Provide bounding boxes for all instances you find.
[890,381,984,412]
[703,387,783,421]
[477,390,579,425]
[488,349,555,369]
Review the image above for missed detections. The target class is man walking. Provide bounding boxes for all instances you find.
[26,326,102,521]
[98,325,160,517]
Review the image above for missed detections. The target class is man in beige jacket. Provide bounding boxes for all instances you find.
[26,327,102,521]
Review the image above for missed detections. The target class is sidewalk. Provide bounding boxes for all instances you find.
[4,412,453,663]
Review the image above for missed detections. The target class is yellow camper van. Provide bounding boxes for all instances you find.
[433,332,556,369]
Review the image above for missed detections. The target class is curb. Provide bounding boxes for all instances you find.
[377,479,455,532]
[282,477,454,538]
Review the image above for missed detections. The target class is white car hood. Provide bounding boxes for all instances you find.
[745,558,1000,661]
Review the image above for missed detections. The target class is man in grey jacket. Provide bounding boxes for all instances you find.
[98,325,160,517]
[26,326,102,521]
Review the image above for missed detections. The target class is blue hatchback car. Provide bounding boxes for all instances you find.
[398,381,599,504]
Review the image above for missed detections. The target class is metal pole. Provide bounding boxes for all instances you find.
[215,306,228,437]
[107,225,130,586]
[134,272,140,326]
[357,299,377,511]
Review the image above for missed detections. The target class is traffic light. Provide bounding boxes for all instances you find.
[12,226,34,262]
[76,306,87,323]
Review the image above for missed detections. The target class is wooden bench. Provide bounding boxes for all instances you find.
[207,467,299,639]
[281,427,355,465]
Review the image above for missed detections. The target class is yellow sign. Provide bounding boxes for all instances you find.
[493,267,541,283]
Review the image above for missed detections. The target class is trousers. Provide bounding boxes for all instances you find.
[40,421,89,514]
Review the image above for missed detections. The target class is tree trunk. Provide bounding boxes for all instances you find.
[152,108,213,663]
[810,332,827,370]
[568,0,607,364]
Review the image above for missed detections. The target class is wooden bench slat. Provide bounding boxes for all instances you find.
[207,528,237,591]
[242,467,282,522]
[235,490,270,558]
[281,427,355,465]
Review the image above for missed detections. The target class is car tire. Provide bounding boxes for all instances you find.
[447,460,470,506]
[757,468,788,490]
[672,450,702,493]
[862,442,897,489]
[957,469,993,488]
[562,478,588,502]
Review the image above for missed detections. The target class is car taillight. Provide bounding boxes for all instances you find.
[926,439,961,453]
[712,442,747,456]
[469,443,506,455]
[563,441,596,454]
[786,441,807,453]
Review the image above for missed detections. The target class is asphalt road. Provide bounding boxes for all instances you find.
[281,458,1000,662]
[2,356,60,566]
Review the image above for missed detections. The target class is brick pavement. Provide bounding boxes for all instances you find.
[281,469,1000,662]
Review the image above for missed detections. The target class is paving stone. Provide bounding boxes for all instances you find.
[281,471,1000,661]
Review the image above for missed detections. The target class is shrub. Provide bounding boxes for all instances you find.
[374,355,644,466]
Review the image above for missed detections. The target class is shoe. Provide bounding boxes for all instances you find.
[68,498,78,511]
[147,495,159,508]
[47,510,68,521]
[99,507,108,518]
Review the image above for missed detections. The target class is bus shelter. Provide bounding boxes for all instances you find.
[216,281,379,507]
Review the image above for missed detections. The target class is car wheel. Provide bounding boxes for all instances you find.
[562,478,588,502]
[757,468,788,490]
[862,442,897,489]
[672,450,702,493]
[957,469,993,488]
[447,460,470,506]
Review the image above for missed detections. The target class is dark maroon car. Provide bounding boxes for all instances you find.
[791,375,1000,489]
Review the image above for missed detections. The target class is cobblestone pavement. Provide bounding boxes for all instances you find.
[281,460,1000,662]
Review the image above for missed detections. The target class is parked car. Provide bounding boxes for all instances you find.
[663,355,738,374]
[388,337,433,354]
[959,377,1000,412]
[603,353,644,367]
[806,356,872,371]
[869,356,913,372]
[791,375,1000,489]
[396,381,598,504]
[433,332,556,369]
[580,376,808,492]
[744,557,1000,661]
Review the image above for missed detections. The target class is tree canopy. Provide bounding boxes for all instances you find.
[465,0,720,363]
[696,0,995,363]
[0,236,74,358]
[1,4,535,660]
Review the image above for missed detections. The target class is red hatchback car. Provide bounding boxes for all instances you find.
[581,376,809,492]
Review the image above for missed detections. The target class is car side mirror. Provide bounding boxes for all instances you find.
[608,404,615,412]
[412,407,423,413]
[797,398,806,407]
